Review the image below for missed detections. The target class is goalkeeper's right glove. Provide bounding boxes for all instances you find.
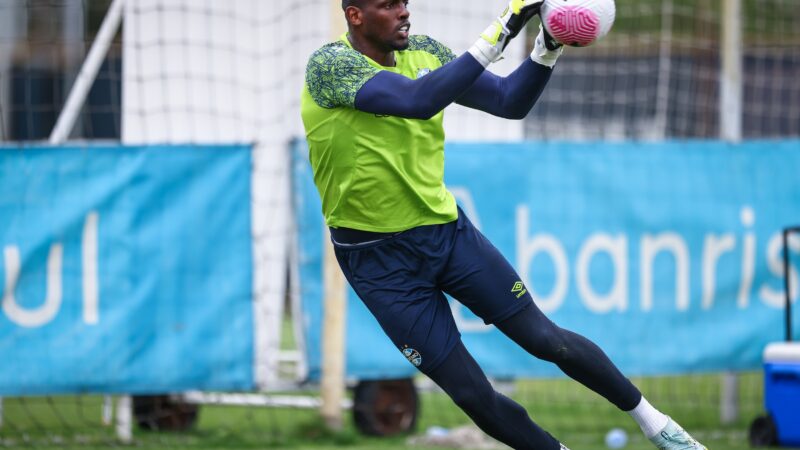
[530,25,564,67]
[469,0,543,67]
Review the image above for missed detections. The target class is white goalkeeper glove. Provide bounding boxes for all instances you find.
[530,25,564,67]
[469,0,543,67]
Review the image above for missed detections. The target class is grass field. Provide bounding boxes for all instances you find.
[0,308,789,449]
[3,371,795,449]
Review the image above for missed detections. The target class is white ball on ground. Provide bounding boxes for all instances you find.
[425,426,449,438]
[604,428,628,449]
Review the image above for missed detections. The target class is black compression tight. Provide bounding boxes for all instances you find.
[495,303,642,411]
[426,304,642,450]
[427,341,561,450]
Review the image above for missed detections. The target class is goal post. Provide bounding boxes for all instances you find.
[120,0,304,391]
[721,0,743,144]
[2,0,800,447]
[49,0,124,145]
[720,0,743,424]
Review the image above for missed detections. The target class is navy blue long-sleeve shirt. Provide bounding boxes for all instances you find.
[354,52,552,120]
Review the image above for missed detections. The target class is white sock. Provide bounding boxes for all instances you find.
[627,396,669,438]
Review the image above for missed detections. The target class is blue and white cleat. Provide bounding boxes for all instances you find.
[649,418,708,450]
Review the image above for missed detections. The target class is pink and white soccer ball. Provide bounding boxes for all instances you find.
[540,0,616,47]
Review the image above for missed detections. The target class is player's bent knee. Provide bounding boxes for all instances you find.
[527,325,573,363]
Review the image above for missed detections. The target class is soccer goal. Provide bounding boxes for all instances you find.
[0,0,530,445]
[1,0,799,448]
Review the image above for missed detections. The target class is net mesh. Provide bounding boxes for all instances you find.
[526,0,800,140]
[0,0,122,141]
[0,0,798,448]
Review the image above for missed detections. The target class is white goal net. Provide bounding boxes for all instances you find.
[0,0,797,447]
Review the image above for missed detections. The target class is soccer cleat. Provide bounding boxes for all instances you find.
[649,417,708,450]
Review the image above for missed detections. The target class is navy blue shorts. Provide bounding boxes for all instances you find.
[332,208,533,374]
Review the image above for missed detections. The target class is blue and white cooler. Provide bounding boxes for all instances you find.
[755,342,800,446]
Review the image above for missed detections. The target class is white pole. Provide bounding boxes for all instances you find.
[289,225,309,381]
[654,0,673,139]
[48,0,124,144]
[720,0,743,425]
[102,395,113,426]
[721,372,739,424]
[720,0,743,143]
[115,395,132,443]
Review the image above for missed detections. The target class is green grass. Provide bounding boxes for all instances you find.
[2,317,786,449]
[3,371,793,449]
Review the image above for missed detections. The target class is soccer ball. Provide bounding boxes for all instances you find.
[540,0,616,47]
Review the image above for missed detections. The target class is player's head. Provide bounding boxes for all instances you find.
[343,0,411,52]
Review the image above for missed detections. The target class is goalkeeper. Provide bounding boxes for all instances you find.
[301,1,706,449]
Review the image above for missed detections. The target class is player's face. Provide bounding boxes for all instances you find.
[360,0,411,51]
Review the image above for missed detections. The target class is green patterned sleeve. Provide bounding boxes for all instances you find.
[305,43,381,109]
[408,35,457,66]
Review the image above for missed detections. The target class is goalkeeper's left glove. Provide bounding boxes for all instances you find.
[530,25,564,67]
[469,0,543,67]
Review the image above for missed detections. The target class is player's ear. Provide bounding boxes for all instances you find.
[344,5,363,26]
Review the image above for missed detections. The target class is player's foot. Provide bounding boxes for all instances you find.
[649,417,707,450]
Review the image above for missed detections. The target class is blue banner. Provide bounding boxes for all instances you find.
[0,144,254,395]
[294,140,800,379]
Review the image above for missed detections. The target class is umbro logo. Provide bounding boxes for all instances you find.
[511,281,527,299]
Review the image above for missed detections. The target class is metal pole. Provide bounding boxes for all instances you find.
[720,0,743,426]
[654,0,673,139]
[102,395,113,426]
[784,229,794,342]
[48,0,124,144]
[720,0,743,143]
[289,227,309,381]
[721,374,739,425]
[115,395,132,443]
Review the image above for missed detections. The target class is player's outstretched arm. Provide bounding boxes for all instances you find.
[353,0,543,120]
[354,54,484,120]
[456,26,564,120]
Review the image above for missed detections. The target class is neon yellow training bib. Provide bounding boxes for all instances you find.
[301,34,458,232]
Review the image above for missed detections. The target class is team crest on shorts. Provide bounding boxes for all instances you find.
[402,346,422,367]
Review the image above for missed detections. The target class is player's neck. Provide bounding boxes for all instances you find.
[347,33,396,67]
